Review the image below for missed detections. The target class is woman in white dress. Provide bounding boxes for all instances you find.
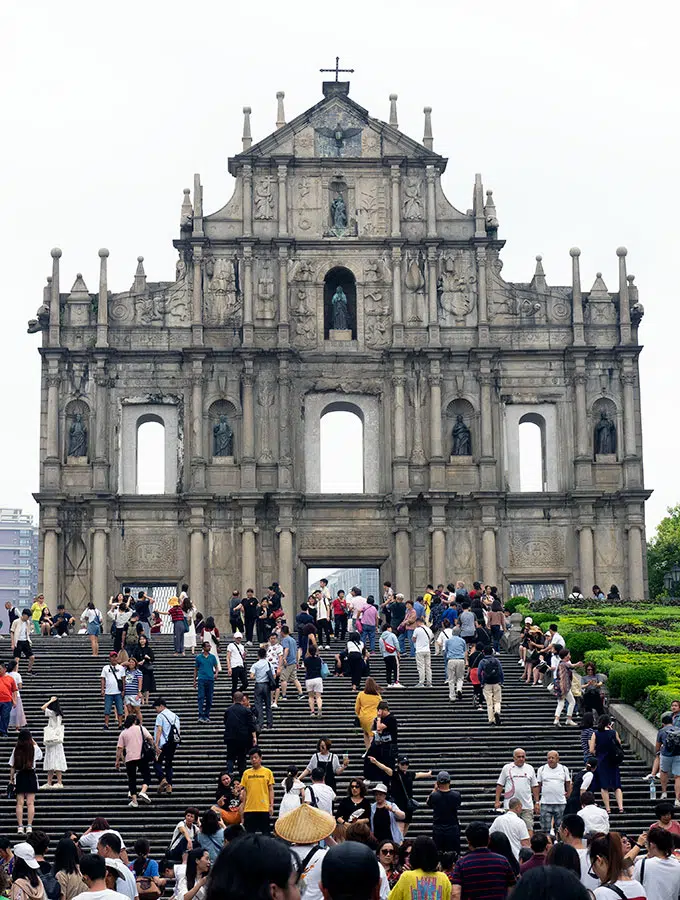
[7,660,27,730]
[202,617,222,672]
[40,696,67,788]
[278,765,308,818]
[183,598,197,653]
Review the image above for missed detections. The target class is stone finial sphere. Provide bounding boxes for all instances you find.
[569,247,581,257]
[243,106,251,114]
[536,255,542,262]
[276,91,285,99]
[98,248,109,258]
[424,106,432,113]
[51,248,62,258]
[616,246,628,257]
[389,93,398,100]
[137,256,144,263]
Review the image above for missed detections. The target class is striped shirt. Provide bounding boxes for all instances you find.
[169,606,185,622]
[451,848,516,900]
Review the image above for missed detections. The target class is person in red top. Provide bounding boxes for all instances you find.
[161,600,187,656]
[0,661,18,735]
[651,800,680,837]
[519,832,549,873]
[332,591,349,642]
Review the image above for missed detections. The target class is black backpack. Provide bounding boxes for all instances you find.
[664,726,680,756]
[483,657,502,684]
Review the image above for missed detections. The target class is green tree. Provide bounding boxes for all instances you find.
[647,504,680,599]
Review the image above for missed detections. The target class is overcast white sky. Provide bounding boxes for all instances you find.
[1,0,676,539]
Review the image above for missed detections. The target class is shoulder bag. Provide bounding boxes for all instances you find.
[398,771,420,813]
[139,726,156,765]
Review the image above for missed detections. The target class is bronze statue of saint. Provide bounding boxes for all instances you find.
[330,194,348,229]
[213,414,234,456]
[452,414,471,456]
[331,286,350,330]
[68,413,87,457]
[594,411,616,455]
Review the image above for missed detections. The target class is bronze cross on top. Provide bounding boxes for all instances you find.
[320,56,354,82]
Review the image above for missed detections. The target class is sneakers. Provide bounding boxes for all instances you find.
[297,693,306,700]
[17,826,24,835]
[457,690,463,701]
[138,791,151,804]
[643,773,657,782]
[128,798,139,807]
[39,783,51,790]
[494,712,502,726]
[325,645,330,650]
[415,683,425,688]
[26,826,32,834]
[271,703,279,709]
[393,682,404,688]
[661,792,668,799]
[565,719,578,727]
[53,782,63,789]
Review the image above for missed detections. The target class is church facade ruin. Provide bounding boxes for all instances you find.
[29,79,650,622]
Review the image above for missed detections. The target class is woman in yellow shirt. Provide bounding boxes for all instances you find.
[354,677,382,750]
[389,836,451,900]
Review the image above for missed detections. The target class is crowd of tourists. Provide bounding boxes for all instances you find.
[1,579,680,900]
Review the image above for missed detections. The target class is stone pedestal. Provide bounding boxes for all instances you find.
[329,329,352,341]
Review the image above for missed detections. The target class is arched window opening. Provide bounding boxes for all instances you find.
[519,414,546,492]
[324,267,357,339]
[320,408,363,493]
[136,417,166,494]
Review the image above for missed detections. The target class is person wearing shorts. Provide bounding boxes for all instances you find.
[124,659,143,720]
[101,652,126,729]
[304,645,324,718]
[279,626,303,700]
[11,610,35,674]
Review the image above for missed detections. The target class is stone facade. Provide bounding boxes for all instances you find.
[28,81,651,624]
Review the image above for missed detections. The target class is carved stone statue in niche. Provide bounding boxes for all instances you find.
[256,262,276,321]
[330,194,348,230]
[291,287,316,347]
[205,258,241,327]
[437,255,477,324]
[451,415,472,456]
[331,286,350,330]
[165,254,191,325]
[213,415,234,457]
[405,258,425,323]
[257,379,276,463]
[594,411,617,456]
[68,413,88,457]
[254,179,274,219]
[402,178,424,220]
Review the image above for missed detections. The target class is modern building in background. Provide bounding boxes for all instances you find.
[0,509,39,607]
[309,567,380,601]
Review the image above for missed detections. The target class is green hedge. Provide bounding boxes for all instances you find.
[505,596,529,614]
[620,664,668,704]
[561,631,609,662]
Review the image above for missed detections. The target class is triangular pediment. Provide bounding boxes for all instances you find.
[228,89,445,174]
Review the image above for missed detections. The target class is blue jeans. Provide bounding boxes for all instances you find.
[197,679,214,719]
[362,625,376,652]
[409,632,416,657]
[0,701,11,735]
[397,631,406,653]
[491,624,502,653]
[173,620,185,654]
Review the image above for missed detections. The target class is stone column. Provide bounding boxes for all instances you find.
[49,248,61,347]
[277,164,288,238]
[242,246,254,346]
[482,528,497,585]
[578,525,595,595]
[45,368,60,460]
[241,365,256,489]
[191,247,203,346]
[431,528,446,586]
[191,364,206,489]
[476,247,489,345]
[394,530,411,599]
[627,523,644,600]
[242,164,253,237]
[241,518,258,594]
[277,524,295,623]
[427,247,439,343]
[479,372,493,458]
[428,370,443,459]
[190,528,206,612]
[92,528,108,608]
[278,360,292,489]
[93,363,109,490]
[426,166,436,238]
[96,248,109,348]
[278,245,289,346]
[393,373,406,458]
[621,370,636,458]
[43,527,59,606]
[390,166,401,237]
[573,369,591,488]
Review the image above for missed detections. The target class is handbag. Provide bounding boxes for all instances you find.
[136,877,161,900]
[398,772,420,814]
[6,782,15,800]
[612,740,625,766]
[272,608,284,620]
[320,661,330,679]
[266,668,277,691]
[139,726,156,765]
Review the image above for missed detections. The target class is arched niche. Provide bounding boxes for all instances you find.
[324,266,357,339]
[64,399,90,462]
[208,399,240,461]
[503,402,559,492]
[592,397,619,460]
[304,394,380,493]
[120,402,179,495]
[445,398,476,460]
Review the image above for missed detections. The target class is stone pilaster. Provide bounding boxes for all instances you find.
[278,359,293,490]
[578,524,595,594]
[481,526,498,586]
[191,247,203,346]
[93,361,110,490]
[390,165,401,237]
[626,521,644,600]
[392,365,409,493]
[476,247,489,345]
[43,524,59,606]
[394,505,411,599]
[278,244,290,346]
[621,365,642,488]
[241,363,256,489]
[573,369,592,488]
[240,508,258,594]
[427,246,439,345]
[277,503,295,623]
[391,245,404,345]
[242,246,254,347]
[478,368,496,490]
[277,164,288,238]
[92,526,108,609]
[242,164,253,237]
[428,361,445,489]
[96,249,109,349]
[190,363,206,490]
[190,521,206,613]
[44,364,61,490]
[430,503,446,586]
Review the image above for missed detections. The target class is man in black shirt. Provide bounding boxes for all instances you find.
[229,591,244,635]
[427,770,462,854]
[295,603,315,658]
[134,591,151,639]
[242,589,259,646]
[223,691,256,778]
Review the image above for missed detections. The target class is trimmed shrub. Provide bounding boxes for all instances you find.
[640,684,680,724]
[608,663,629,699]
[583,650,615,674]
[505,597,529,614]
[620,664,668,704]
[562,631,609,662]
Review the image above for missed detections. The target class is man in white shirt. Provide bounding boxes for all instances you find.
[153,697,180,794]
[412,617,433,688]
[11,610,35,673]
[435,617,454,658]
[537,750,571,833]
[73,852,129,900]
[631,826,680,900]
[495,748,539,833]
[226,631,247,694]
[559,814,600,893]
[489,798,531,860]
[577,791,610,836]
[308,768,336,815]
[100,652,126,729]
[545,624,565,649]
[97,833,138,900]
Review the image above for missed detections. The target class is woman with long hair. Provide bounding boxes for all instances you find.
[304,644,324,718]
[10,850,46,900]
[196,810,224,864]
[488,831,520,876]
[115,714,153,808]
[7,660,27,731]
[40,697,67,789]
[173,848,210,900]
[299,738,349,794]
[9,730,43,834]
[80,602,103,657]
[488,598,506,655]
[212,771,243,826]
[39,607,53,638]
[278,766,307,819]
[202,618,222,673]
[580,712,596,763]
[132,635,157,705]
[51,837,86,900]
[589,832,644,898]
[183,598,197,655]
[108,601,133,653]
[388,836,451,898]
[589,714,624,814]
[354,677,382,750]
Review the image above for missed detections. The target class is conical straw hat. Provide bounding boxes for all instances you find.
[274,803,336,844]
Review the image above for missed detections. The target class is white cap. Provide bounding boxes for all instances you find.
[374,782,389,793]
[13,843,39,869]
[524,617,533,624]
[233,631,243,639]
